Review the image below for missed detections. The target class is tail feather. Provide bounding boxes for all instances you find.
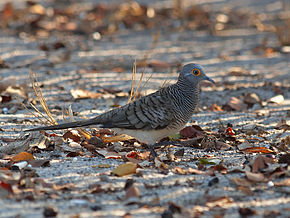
[24,118,98,132]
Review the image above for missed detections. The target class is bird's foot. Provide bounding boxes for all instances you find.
[147,141,182,160]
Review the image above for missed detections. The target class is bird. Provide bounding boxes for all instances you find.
[25,63,215,147]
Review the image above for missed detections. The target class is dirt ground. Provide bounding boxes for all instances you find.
[0,0,289,217]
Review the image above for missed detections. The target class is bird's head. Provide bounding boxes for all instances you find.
[179,63,215,85]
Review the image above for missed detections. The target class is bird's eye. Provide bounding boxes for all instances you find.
[191,68,201,76]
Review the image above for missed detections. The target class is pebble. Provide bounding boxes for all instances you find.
[267,181,274,187]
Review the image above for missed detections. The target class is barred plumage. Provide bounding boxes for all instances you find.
[25,63,214,145]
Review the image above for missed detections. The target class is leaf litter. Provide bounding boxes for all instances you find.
[0,0,289,217]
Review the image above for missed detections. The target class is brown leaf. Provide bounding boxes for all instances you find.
[224,96,247,111]
[274,178,290,187]
[278,153,290,164]
[187,168,204,175]
[251,155,267,173]
[43,206,58,217]
[87,136,105,148]
[243,93,260,105]
[215,140,232,150]
[11,152,34,163]
[124,180,140,200]
[275,119,290,131]
[208,103,223,112]
[238,208,256,216]
[0,94,12,103]
[245,171,266,182]
[180,125,205,139]
[228,67,249,76]
[112,162,137,176]
[241,147,274,154]
[63,130,82,142]
[237,186,254,195]
[231,177,253,187]
[174,148,184,157]
[28,159,50,167]
[205,196,234,208]
[213,164,227,174]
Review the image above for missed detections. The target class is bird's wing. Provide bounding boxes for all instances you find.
[98,91,174,130]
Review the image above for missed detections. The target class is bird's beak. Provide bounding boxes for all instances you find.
[204,76,215,84]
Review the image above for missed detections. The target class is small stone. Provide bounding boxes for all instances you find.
[267,181,274,187]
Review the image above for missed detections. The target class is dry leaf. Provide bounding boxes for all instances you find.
[243,93,260,105]
[245,171,266,182]
[274,178,290,187]
[70,88,102,99]
[228,66,249,76]
[225,96,247,111]
[112,162,137,176]
[187,168,204,175]
[180,125,205,138]
[231,177,253,187]
[267,95,284,104]
[275,119,290,131]
[208,103,223,112]
[11,152,35,163]
[241,147,274,154]
[63,130,82,142]
[251,156,267,173]
[125,183,140,200]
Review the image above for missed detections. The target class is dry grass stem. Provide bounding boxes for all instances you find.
[29,69,57,125]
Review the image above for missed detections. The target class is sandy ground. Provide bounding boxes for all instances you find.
[0,0,289,217]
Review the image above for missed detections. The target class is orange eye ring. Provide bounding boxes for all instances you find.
[191,68,201,76]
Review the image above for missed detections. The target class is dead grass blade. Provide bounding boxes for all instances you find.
[29,69,57,125]
[127,30,160,103]
[67,105,91,139]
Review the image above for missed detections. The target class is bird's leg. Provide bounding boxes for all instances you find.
[147,141,183,159]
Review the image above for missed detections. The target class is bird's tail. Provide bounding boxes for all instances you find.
[24,117,98,132]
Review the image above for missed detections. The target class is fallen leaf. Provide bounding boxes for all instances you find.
[43,206,58,218]
[208,103,223,112]
[112,162,137,176]
[241,147,274,154]
[96,164,110,168]
[11,152,34,163]
[215,141,232,150]
[243,93,260,105]
[278,153,290,164]
[124,179,140,200]
[213,164,227,174]
[275,119,290,131]
[238,207,256,216]
[245,171,266,182]
[187,168,204,175]
[231,177,253,186]
[174,148,184,157]
[28,159,50,167]
[180,125,205,138]
[63,130,82,142]
[70,88,102,99]
[224,96,247,111]
[96,150,122,159]
[274,178,290,186]
[199,158,216,165]
[267,95,284,104]
[206,196,234,207]
[237,140,252,150]
[228,67,249,76]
